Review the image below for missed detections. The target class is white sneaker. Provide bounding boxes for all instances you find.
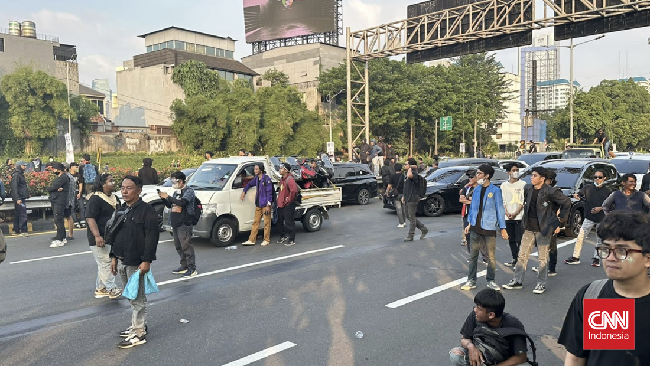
[242,240,255,246]
[261,240,269,246]
[50,240,63,248]
[397,223,406,228]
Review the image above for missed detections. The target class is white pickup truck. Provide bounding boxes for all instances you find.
[161,156,342,246]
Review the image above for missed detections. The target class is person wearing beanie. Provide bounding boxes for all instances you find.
[10,161,30,236]
[138,158,159,186]
[47,162,70,247]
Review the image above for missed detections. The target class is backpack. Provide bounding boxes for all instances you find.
[289,176,302,205]
[584,279,608,299]
[472,325,539,366]
[192,196,202,226]
[83,163,98,185]
[418,175,427,197]
[104,199,127,246]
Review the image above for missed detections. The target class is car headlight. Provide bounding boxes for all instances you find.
[203,203,218,215]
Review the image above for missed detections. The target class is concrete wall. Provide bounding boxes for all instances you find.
[113,65,184,127]
[86,133,180,153]
[242,43,346,111]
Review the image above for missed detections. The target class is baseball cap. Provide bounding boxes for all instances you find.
[281,162,291,171]
[15,160,27,167]
[52,162,65,171]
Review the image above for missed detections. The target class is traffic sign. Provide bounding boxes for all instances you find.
[459,142,465,153]
[440,116,453,131]
[326,141,335,156]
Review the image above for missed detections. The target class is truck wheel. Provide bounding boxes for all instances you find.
[302,208,323,232]
[356,187,370,205]
[210,217,237,247]
[152,203,165,232]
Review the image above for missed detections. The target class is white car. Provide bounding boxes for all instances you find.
[609,155,650,191]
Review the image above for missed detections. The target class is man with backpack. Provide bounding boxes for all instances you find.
[450,289,530,366]
[558,212,650,366]
[277,163,298,247]
[79,154,99,227]
[241,164,274,246]
[402,158,428,242]
[158,171,197,277]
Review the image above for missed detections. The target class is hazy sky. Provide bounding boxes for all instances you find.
[2,0,649,92]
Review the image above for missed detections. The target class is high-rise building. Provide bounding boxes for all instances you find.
[533,79,581,111]
[520,34,560,117]
[493,72,522,151]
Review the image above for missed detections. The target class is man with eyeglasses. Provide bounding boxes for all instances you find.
[558,212,650,366]
[565,170,612,267]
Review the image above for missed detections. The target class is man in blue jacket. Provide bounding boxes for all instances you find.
[241,164,274,246]
[461,164,508,292]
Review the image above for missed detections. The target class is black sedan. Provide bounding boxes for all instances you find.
[331,163,378,205]
[384,166,509,217]
[519,159,619,237]
[438,158,499,169]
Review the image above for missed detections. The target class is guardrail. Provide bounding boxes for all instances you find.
[0,197,51,220]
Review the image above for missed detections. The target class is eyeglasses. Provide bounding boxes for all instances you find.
[594,176,605,179]
[171,178,180,183]
[596,246,645,260]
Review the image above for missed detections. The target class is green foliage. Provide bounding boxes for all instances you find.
[0,66,73,154]
[171,60,226,99]
[70,95,99,137]
[261,69,290,87]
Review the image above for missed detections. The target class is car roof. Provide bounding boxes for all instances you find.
[611,155,650,161]
[333,162,368,167]
[520,152,562,156]
[535,158,610,168]
[205,156,269,164]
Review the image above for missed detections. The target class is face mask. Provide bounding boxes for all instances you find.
[52,170,59,175]
[172,183,182,190]
[477,178,485,185]
[511,172,519,179]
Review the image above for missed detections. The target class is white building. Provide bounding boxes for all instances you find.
[520,33,560,116]
[493,72,522,150]
[534,79,581,111]
[619,76,650,93]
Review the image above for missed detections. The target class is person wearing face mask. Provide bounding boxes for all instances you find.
[159,171,197,277]
[501,164,526,268]
[47,162,70,248]
[565,170,612,267]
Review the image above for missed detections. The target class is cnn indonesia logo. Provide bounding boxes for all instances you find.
[583,299,635,350]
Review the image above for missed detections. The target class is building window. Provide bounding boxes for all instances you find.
[217,48,225,57]
[218,70,226,79]
[160,42,167,50]
[167,41,174,49]
[206,46,216,56]
[174,41,185,51]
[225,71,234,81]
[146,45,152,53]
[196,45,206,55]
[186,43,195,53]
[153,43,160,51]
[0,38,4,52]
[225,50,234,59]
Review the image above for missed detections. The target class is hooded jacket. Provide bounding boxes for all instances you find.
[138,158,159,185]
[47,172,70,205]
[10,166,29,201]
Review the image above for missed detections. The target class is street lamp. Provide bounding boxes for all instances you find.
[327,89,345,144]
[66,54,78,136]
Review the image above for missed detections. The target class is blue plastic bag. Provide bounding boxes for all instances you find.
[123,270,160,300]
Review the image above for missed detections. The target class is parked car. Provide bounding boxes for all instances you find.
[516,152,562,166]
[610,155,650,191]
[383,166,509,217]
[519,159,619,237]
[498,160,528,170]
[438,158,499,169]
[331,163,378,205]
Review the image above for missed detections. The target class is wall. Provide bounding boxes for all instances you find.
[144,28,235,52]
[86,133,180,153]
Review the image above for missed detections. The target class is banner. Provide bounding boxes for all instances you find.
[64,133,75,164]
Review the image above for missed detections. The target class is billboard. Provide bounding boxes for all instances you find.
[243,0,337,43]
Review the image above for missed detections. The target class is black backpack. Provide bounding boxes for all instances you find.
[472,325,538,366]
[418,175,427,197]
[192,196,202,225]
[288,176,302,205]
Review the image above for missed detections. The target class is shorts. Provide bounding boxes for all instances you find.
[64,206,72,218]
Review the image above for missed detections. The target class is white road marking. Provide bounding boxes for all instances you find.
[9,239,174,264]
[386,270,488,309]
[158,245,344,286]
[221,341,296,366]
[531,238,576,257]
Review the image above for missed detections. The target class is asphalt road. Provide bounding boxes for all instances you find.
[0,199,607,366]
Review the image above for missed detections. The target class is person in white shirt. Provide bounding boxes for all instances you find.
[501,164,526,267]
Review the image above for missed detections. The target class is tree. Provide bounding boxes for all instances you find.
[0,66,72,154]
[223,80,261,154]
[70,95,99,138]
[261,69,290,87]
[171,60,227,99]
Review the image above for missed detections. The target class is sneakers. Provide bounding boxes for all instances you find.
[548,270,557,277]
[460,281,477,290]
[183,269,198,277]
[172,267,188,275]
[420,228,429,240]
[66,236,75,241]
[108,287,123,299]
[118,333,147,349]
[404,237,414,242]
[533,283,546,294]
[95,288,110,298]
[564,257,581,265]
[49,240,65,248]
[261,240,270,246]
[502,280,523,290]
[51,237,67,244]
[504,260,517,267]
[119,325,148,338]
[397,223,406,228]
[461,240,467,246]
[531,266,538,273]
[284,240,296,247]
[592,258,601,267]
[20,232,29,237]
[242,240,255,246]
[487,281,501,291]
[277,236,288,244]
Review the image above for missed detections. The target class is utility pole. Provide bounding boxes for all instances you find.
[569,38,574,144]
[434,119,438,155]
[473,119,478,158]
[346,27,353,162]
[410,124,413,157]
[66,61,72,135]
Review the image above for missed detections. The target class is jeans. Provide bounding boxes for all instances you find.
[405,201,426,238]
[514,230,551,286]
[394,195,406,225]
[249,206,272,242]
[79,195,87,223]
[118,262,147,337]
[468,231,497,282]
[505,220,523,261]
[464,216,488,259]
[52,203,66,241]
[277,202,296,241]
[173,225,196,271]
[13,201,28,234]
[450,347,527,366]
[573,218,601,259]
[372,156,382,176]
[91,245,118,290]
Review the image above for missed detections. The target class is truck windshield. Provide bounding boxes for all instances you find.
[187,164,237,190]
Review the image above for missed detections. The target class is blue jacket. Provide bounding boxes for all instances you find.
[243,174,273,208]
[467,183,506,231]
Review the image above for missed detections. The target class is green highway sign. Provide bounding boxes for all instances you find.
[440,116,452,131]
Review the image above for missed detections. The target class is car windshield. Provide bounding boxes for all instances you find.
[563,149,600,159]
[520,166,582,189]
[517,154,545,165]
[611,159,650,175]
[187,164,237,190]
[426,169,464,184]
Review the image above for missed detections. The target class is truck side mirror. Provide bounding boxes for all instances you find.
[233,176,243,189]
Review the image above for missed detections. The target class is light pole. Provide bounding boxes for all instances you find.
[66,54,77,136]
[328,89,345,143]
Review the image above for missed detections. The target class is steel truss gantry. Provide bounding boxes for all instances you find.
[345,0,650,160]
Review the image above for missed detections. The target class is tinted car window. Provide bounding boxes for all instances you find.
[610,159,650,175]
[357,167,372,176]
[335,167,355,179]
[491,170,509,182]
[520,166,582,189]
[426,169,464,184]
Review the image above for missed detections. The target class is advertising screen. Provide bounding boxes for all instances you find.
[243,0,337,43]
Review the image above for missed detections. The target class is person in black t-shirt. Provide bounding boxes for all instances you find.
[558,212,650,366]
[387,163,406,227]
[450,289,528,366]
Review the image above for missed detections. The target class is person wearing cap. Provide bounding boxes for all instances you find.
[277,162,299,246]
[47,162,70,248]
[10,160,30,236]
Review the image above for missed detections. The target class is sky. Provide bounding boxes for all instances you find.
[2,0,649,92]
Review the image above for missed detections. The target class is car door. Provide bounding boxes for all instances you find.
[229,163,258,230]
[355,165,376,195]
[333,166,356,200]
[579,165,597,192]
[601,164,620,192]
[445,172,468,211]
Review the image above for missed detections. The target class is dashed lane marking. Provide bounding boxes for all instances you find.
[221,341,296,366]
